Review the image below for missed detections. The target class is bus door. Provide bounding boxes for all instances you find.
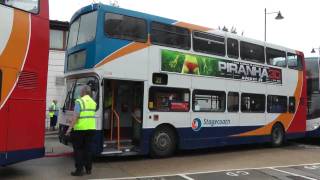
[102,79,143,154]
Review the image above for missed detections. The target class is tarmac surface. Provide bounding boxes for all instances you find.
[1,131,320,180]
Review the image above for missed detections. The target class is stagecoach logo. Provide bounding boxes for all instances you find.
[192,118,231,131]
[192,118,202,131]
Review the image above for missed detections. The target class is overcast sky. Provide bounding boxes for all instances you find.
[50,0,320,57]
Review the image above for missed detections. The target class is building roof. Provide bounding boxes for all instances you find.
[50,20,69,31]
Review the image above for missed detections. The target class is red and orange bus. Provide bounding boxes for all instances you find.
[0,0,49,166]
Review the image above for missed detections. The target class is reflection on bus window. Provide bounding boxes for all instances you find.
[266,48,286,67]
[3,0,39,13]
[241,93,265,113]
[193,31,225,56]
[240,41,265,64]
[105,13,147,42]
[267,95,287,113]
[227,38,239,59]
[63,79,76,110]
[288,53,303,70]
[67,11,97,49]
[64,77,99,111]
[289,96,296,113]
[77,11,98,44]
[227,92,239,112]
[149,87,190,112]
[306,58,320,93]
[193,90,225,112]
[151,22,190,50]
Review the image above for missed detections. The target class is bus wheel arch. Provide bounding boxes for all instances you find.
[271,122,285,147]
[150,123,179,158]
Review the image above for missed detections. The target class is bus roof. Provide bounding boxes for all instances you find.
[70,3,302,54]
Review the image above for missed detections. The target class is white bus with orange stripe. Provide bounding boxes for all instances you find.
[59,4,306,157]
[0,0,49,166]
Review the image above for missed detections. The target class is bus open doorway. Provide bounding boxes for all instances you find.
[102,79,143,155]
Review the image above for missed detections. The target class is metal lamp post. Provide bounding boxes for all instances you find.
[264,8,284,42]
[311,47,320,92]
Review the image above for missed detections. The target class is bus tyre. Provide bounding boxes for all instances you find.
[150,126,176,158]
[271,124,285,147]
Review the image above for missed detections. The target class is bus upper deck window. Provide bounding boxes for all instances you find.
[227,38,239,59]
[3,0,39,13]
[266,48,286,67]
[240,41,265,64]
[288,53,303,71]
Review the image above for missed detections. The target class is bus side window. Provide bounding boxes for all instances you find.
[227,38,239,59]
[240,41,265,64]
[266,48,286,67]
[267,95,287,113]
[289,96,296,113]
[151,21,191,50]
[288,53,303,71]
[227,92,239,112]
[193,90,226,112]
[241,93,265,113]
[105,13,147,43]
[2,0,39,13]
[149,87,190,112]
[0,70,2,101]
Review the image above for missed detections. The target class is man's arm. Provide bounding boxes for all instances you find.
[66,113,79,135]
[65,101,81,135]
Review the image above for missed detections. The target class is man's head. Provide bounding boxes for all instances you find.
[81,85,92,97]
[53,100,57,104]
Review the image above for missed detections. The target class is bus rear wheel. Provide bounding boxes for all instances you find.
[271,123,285,147]
[150,126,176,158]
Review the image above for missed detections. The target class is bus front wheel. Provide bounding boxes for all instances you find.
[150,126,176,158]
[271,123,285,147]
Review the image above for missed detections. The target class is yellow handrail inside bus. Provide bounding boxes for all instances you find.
[112,109,121,150]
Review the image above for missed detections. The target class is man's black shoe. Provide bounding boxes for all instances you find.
[71,171,83,176]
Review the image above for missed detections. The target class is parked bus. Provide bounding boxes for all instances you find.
[59,4,306,157]
[0,0,49,166]
[305,57,320,137]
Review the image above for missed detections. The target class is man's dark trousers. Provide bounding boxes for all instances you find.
[71,130,95,172]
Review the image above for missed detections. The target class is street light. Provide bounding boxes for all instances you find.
[264,8,284,42]
[311,47,320,92]
[311,47,320,61]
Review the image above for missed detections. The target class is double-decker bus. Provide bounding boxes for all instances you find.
[305,57,320,137]
[59,4,306,157]
[0,0,49,166]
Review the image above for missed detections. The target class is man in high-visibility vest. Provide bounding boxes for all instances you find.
[49,100,58,131]
[66,85,97,176]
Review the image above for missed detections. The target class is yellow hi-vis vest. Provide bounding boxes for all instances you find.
[74,95,97,131]
[49,102,55,118]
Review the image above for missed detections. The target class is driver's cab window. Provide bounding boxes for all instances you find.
[1,0,39,13]
[64,77,99,111]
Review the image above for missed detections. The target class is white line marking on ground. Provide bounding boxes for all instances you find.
[91,162,320,180]
[178,174,194,180]
[270,168,317,180]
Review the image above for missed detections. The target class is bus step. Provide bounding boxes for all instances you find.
[103,139,133,148]
[101,149,123,155]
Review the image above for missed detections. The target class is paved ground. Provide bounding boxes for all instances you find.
[104,163,320,180]
[1,135,320,180]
